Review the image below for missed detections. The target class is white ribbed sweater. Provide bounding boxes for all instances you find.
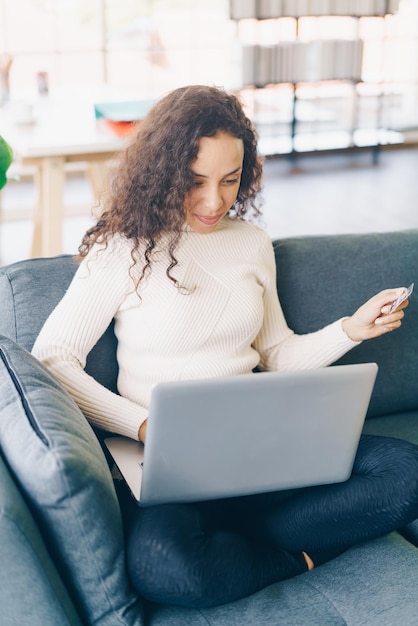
[32,218,358,440]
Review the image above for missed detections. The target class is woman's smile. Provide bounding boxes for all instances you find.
[194,213,223,226]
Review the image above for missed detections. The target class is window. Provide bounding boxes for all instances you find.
[0,0,237,97]
[0,0,417,138]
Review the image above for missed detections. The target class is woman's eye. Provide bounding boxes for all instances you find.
[224,178,239,185]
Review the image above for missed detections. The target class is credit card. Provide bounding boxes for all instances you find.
[388,282,414,314]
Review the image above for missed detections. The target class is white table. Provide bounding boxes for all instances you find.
[0,87,131,257]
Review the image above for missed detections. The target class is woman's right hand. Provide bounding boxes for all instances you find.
[138,419,148,443]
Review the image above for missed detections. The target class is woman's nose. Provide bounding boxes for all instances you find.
[202,185,223,212]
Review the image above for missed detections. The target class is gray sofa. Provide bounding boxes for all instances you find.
[1,229,418,626]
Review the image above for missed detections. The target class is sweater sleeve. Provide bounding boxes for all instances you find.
[253,237,360,371]
[32,238,147,440]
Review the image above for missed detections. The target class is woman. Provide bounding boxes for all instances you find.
[32,85,418,608]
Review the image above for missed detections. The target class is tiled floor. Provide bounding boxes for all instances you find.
[1,146,418,267]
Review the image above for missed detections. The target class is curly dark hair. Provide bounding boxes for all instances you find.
[78,85,264,285]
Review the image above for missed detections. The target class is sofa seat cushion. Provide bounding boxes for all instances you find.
[147,533,418,626]
[362,410,418,445]
[0,335,143,626]
[0,453,83,626]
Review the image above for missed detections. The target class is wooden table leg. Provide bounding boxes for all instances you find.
[31,157,65,258]
[86,159,112,219]
[86,160,110,202]
[30,166,43,257]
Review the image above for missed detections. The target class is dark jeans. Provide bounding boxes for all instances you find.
[122,435,418,608]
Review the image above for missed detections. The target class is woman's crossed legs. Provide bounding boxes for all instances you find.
[126,435,418,608]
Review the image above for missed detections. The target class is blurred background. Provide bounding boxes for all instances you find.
[1,0,418,264]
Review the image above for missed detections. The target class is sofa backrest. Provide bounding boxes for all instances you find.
[274,229,418,418]
[0,254,119,394]
[1,228,417,420]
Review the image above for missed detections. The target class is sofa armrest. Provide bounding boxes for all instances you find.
[0,452,83,625]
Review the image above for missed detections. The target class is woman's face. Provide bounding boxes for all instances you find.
[184,131,244,234]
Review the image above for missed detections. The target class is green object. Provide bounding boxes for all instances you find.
[0,135,12,190]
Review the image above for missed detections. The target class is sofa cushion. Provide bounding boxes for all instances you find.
[0,453,83,626]
[362,409,418,445]
[0,335,143,626]
[0,255,119,393]
[273,230,418,419]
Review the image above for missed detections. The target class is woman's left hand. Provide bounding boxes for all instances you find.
[342,288,410,342]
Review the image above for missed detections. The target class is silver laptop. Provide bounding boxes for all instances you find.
[104,362,378,507]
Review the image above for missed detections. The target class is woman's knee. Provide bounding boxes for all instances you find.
[126,503,216,607]
[355,435,418,517]
[355,435,418,475]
